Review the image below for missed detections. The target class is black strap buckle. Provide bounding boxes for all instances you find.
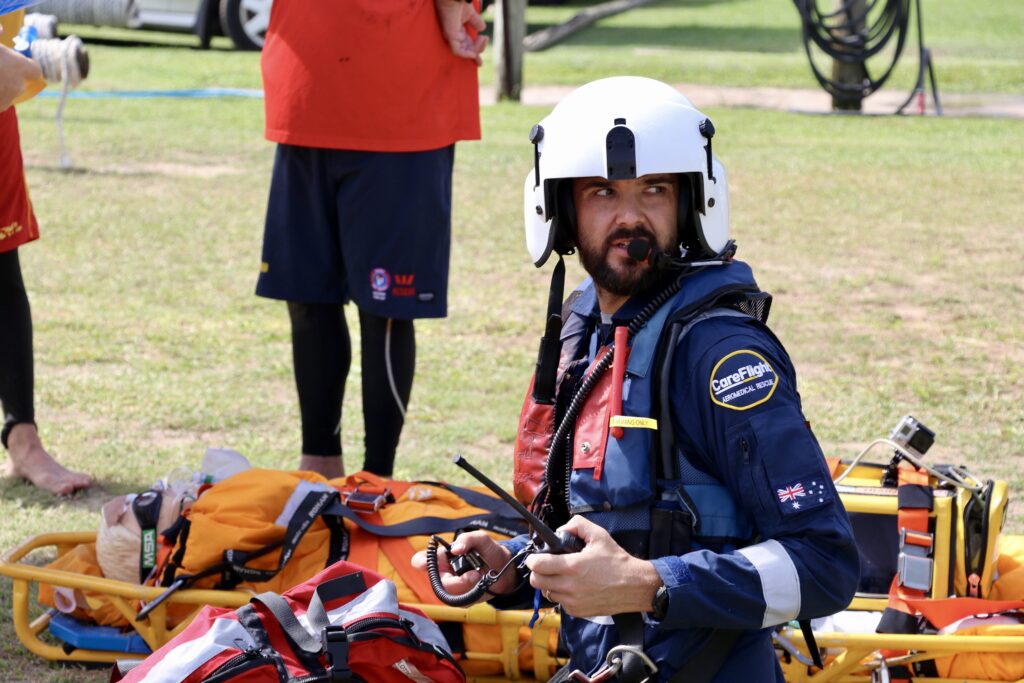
[321,625,352,682]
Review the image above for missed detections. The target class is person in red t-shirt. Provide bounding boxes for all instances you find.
[1,13,93,495]
[256,1,486,479]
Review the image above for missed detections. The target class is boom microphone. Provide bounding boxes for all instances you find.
[626,239,653,262]
[627,239,677,269]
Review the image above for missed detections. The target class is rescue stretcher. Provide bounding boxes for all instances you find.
[2,429,1023,682]
[0,530,565,682]
[3,530,1022,682]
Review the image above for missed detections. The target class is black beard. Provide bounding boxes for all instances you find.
[579,227,670,297]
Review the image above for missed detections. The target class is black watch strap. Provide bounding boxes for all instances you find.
[651,584,669,621]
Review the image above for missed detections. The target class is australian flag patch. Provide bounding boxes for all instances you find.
[775,478,831,516]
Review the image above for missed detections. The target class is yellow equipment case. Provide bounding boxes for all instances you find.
[775,419,1024,683]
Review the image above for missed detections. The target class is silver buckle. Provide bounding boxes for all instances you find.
[897,552,933,591]
[897,528,933,592]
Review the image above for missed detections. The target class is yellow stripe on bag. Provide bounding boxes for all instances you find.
[609,416,658,430]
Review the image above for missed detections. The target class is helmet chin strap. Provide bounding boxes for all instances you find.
[532,255,566,405]
[530,235,733,405]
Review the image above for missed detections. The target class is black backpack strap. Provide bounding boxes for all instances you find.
[652,307,753,481]
[420,480,528,523]
[320,498,517,538]
[221,487,341,587]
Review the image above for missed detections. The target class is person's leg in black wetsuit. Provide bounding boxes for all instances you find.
[0,249,91,494]
[288,304,415,478]
[358,310,415,477]
[289,301,350,479]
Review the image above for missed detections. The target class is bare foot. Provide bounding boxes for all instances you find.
[298,454,345,479]
[4,423,92,496]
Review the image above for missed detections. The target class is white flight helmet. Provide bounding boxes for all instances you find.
[523,76,730,267]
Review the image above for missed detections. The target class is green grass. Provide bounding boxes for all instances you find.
[1,5,1023,680]
[508,0,1024,94]
[57,0,1024,95]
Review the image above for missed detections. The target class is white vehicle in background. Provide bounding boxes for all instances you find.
[35,0,272,50]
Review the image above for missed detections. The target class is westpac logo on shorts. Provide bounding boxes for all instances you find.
[709,350,778,411]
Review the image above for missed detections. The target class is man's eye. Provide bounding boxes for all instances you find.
[645,185,667,194]
[595,188,613,197]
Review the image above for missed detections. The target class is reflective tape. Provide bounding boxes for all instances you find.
[738,539,801,628]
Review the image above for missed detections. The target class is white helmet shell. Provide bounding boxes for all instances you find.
[524,76,730,267]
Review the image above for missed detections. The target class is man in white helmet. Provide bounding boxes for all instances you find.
[418,77,859,682]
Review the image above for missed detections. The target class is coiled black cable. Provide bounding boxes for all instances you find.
[424,536,492,606]
[792,0,911,100]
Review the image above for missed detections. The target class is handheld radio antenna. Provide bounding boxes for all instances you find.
[452,454,569,553]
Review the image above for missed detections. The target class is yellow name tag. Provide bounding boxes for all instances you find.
[609,416,658,430]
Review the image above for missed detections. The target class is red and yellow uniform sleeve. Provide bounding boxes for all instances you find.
[0,11,41,253]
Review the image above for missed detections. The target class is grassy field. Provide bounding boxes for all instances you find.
[0,0,1022,679]
[57,0,1024,95]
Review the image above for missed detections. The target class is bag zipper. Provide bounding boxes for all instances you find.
[203,647,273,682]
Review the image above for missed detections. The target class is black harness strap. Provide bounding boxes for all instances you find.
[611,613,650,683]
[534,256,567,404]
[666,628,742,683]
[798,620,825,669]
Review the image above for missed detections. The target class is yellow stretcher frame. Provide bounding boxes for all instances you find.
[0,531,564,682]
[776,626,1024,683]
[3,532,1023,682]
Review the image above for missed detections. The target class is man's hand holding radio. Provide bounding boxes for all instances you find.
[526,516,663,618]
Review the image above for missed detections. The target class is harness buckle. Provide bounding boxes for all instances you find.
[897,528,934,592]
[568,663,619,683]
[568,658,621,683]
[898,528,933,555]
[569,645,659,683]
[321,625,352,682]
[342,487,392,513]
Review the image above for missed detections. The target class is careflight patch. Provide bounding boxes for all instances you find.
[709,350,778,410]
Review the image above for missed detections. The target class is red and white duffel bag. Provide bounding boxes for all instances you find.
[117,561,465,682]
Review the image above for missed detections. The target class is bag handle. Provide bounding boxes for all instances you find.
[252,572,370,654]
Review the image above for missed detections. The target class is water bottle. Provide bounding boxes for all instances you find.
[13,25,37,59]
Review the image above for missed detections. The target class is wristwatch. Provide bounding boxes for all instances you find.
[651,585,669,621]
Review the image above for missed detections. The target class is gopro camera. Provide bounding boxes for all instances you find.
[889,415,935,458]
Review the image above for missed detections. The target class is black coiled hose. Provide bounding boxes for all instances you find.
[424,536,493,606]
[792,0,911,100]
[539,271,692,520]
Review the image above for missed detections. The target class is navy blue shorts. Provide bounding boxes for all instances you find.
[256,144,454,319]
